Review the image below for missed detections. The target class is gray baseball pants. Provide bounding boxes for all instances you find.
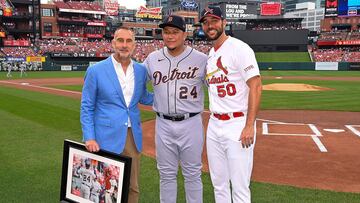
[155,113,204,203]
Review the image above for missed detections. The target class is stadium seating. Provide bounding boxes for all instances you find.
[88,2,103,11]
[54,1,71,9]
[318,31,348,41]
[1,47,37,57]
[348,31,360,40]
[36,39,212,62]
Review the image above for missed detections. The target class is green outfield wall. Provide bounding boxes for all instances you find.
[2,56,360,71]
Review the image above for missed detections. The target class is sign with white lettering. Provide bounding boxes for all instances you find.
[224,3,256,19]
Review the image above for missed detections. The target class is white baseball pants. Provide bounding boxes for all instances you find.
[206,115,256,203]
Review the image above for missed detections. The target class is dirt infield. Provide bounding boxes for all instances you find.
[1,77,360,193]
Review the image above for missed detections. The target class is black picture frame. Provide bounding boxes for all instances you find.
[60,139,131,203]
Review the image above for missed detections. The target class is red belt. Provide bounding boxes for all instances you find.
[212,112,244,120]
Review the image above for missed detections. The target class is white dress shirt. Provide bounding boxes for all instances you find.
[111,55,134,127]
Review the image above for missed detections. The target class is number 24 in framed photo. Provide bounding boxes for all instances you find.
[60,139,131,203]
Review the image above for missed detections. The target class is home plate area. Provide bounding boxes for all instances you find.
[262,122,328,152]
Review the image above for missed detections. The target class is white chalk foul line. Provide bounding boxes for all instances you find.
[345,125,360,137]
[309,124,322,137]
[262,123,269,135]
[0,80,81,95]
[311,135,328,152]
[262,122,327,152]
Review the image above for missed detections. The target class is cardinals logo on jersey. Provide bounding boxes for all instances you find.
[216,57,228,75]
[206,56,228,80]
[206,56,229,85]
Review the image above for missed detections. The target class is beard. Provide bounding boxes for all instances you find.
[205,27,224,41]
[117,49,131,59]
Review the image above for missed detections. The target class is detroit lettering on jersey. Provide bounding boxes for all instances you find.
[153,66,199,86]
[144,46,207,114]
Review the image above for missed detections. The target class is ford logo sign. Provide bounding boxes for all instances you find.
[181,0,198,9]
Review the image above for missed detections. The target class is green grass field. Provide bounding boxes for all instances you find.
[0,71,86,80]
[49,74,360,112]
[1,71,360,202]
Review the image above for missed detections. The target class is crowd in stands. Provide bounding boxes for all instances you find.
[318,31,348,41]
[37,38,112,54]
[318,30,360,41]
[312,47,360,62]
[54,1,103,11]
[247,22,302,30]
[1,47,37,57]
[3,37,360,62]
[36,39,212,62]
[348,31,360,40]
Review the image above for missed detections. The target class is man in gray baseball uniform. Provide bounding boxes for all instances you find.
[78,159,96,199]
[144,15,207,203]
[90,177,102,203]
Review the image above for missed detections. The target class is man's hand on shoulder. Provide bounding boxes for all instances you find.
[85,139,100,152]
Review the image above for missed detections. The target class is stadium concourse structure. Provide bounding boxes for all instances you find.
[0,0,360,71]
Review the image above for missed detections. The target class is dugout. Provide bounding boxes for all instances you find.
[42,53,105,71]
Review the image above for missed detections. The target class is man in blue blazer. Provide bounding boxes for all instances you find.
[80,27,153,203]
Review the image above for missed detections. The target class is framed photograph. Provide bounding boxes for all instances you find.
[60,139,131,203]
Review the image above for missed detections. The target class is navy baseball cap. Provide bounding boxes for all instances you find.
[199,6,224,23]
[159,15,186,32]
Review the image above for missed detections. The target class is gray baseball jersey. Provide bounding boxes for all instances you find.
[144,46,207,115]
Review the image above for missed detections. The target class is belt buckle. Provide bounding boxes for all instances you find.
[172,115,184,121]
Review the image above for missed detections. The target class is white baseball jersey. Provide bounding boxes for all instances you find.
[91,181,102,197]
[206,36,260,114]
[78,167,96,188]
[106,179,117,193]
[144,46,207,115]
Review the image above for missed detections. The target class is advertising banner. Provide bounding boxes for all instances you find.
[224,3,256,19]
[315,62,338,70]
[317,40,360,46]
[26,56,46,62]
[104,0,119,16]
[61,65,72,71]
[338,0,360,16]
[3,40,30,47]
[6,57,26,62]
[135,6,162,19]
[325,0,338,17]
[260,2,281,16]
[180,0,198,9]
[87,22,106,27]
[84,33,103,38]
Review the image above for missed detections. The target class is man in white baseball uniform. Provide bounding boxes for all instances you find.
[6,62,12,78]
[200,6,262,203]
[19,62,27,77]
[144,15,207,203]
[105,175,117,203]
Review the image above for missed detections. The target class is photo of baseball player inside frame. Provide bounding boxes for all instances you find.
[60,140,131,203]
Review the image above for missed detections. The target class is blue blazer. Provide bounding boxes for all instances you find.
[80,57,153,154]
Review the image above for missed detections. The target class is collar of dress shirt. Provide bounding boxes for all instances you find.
[111,54,133,74]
